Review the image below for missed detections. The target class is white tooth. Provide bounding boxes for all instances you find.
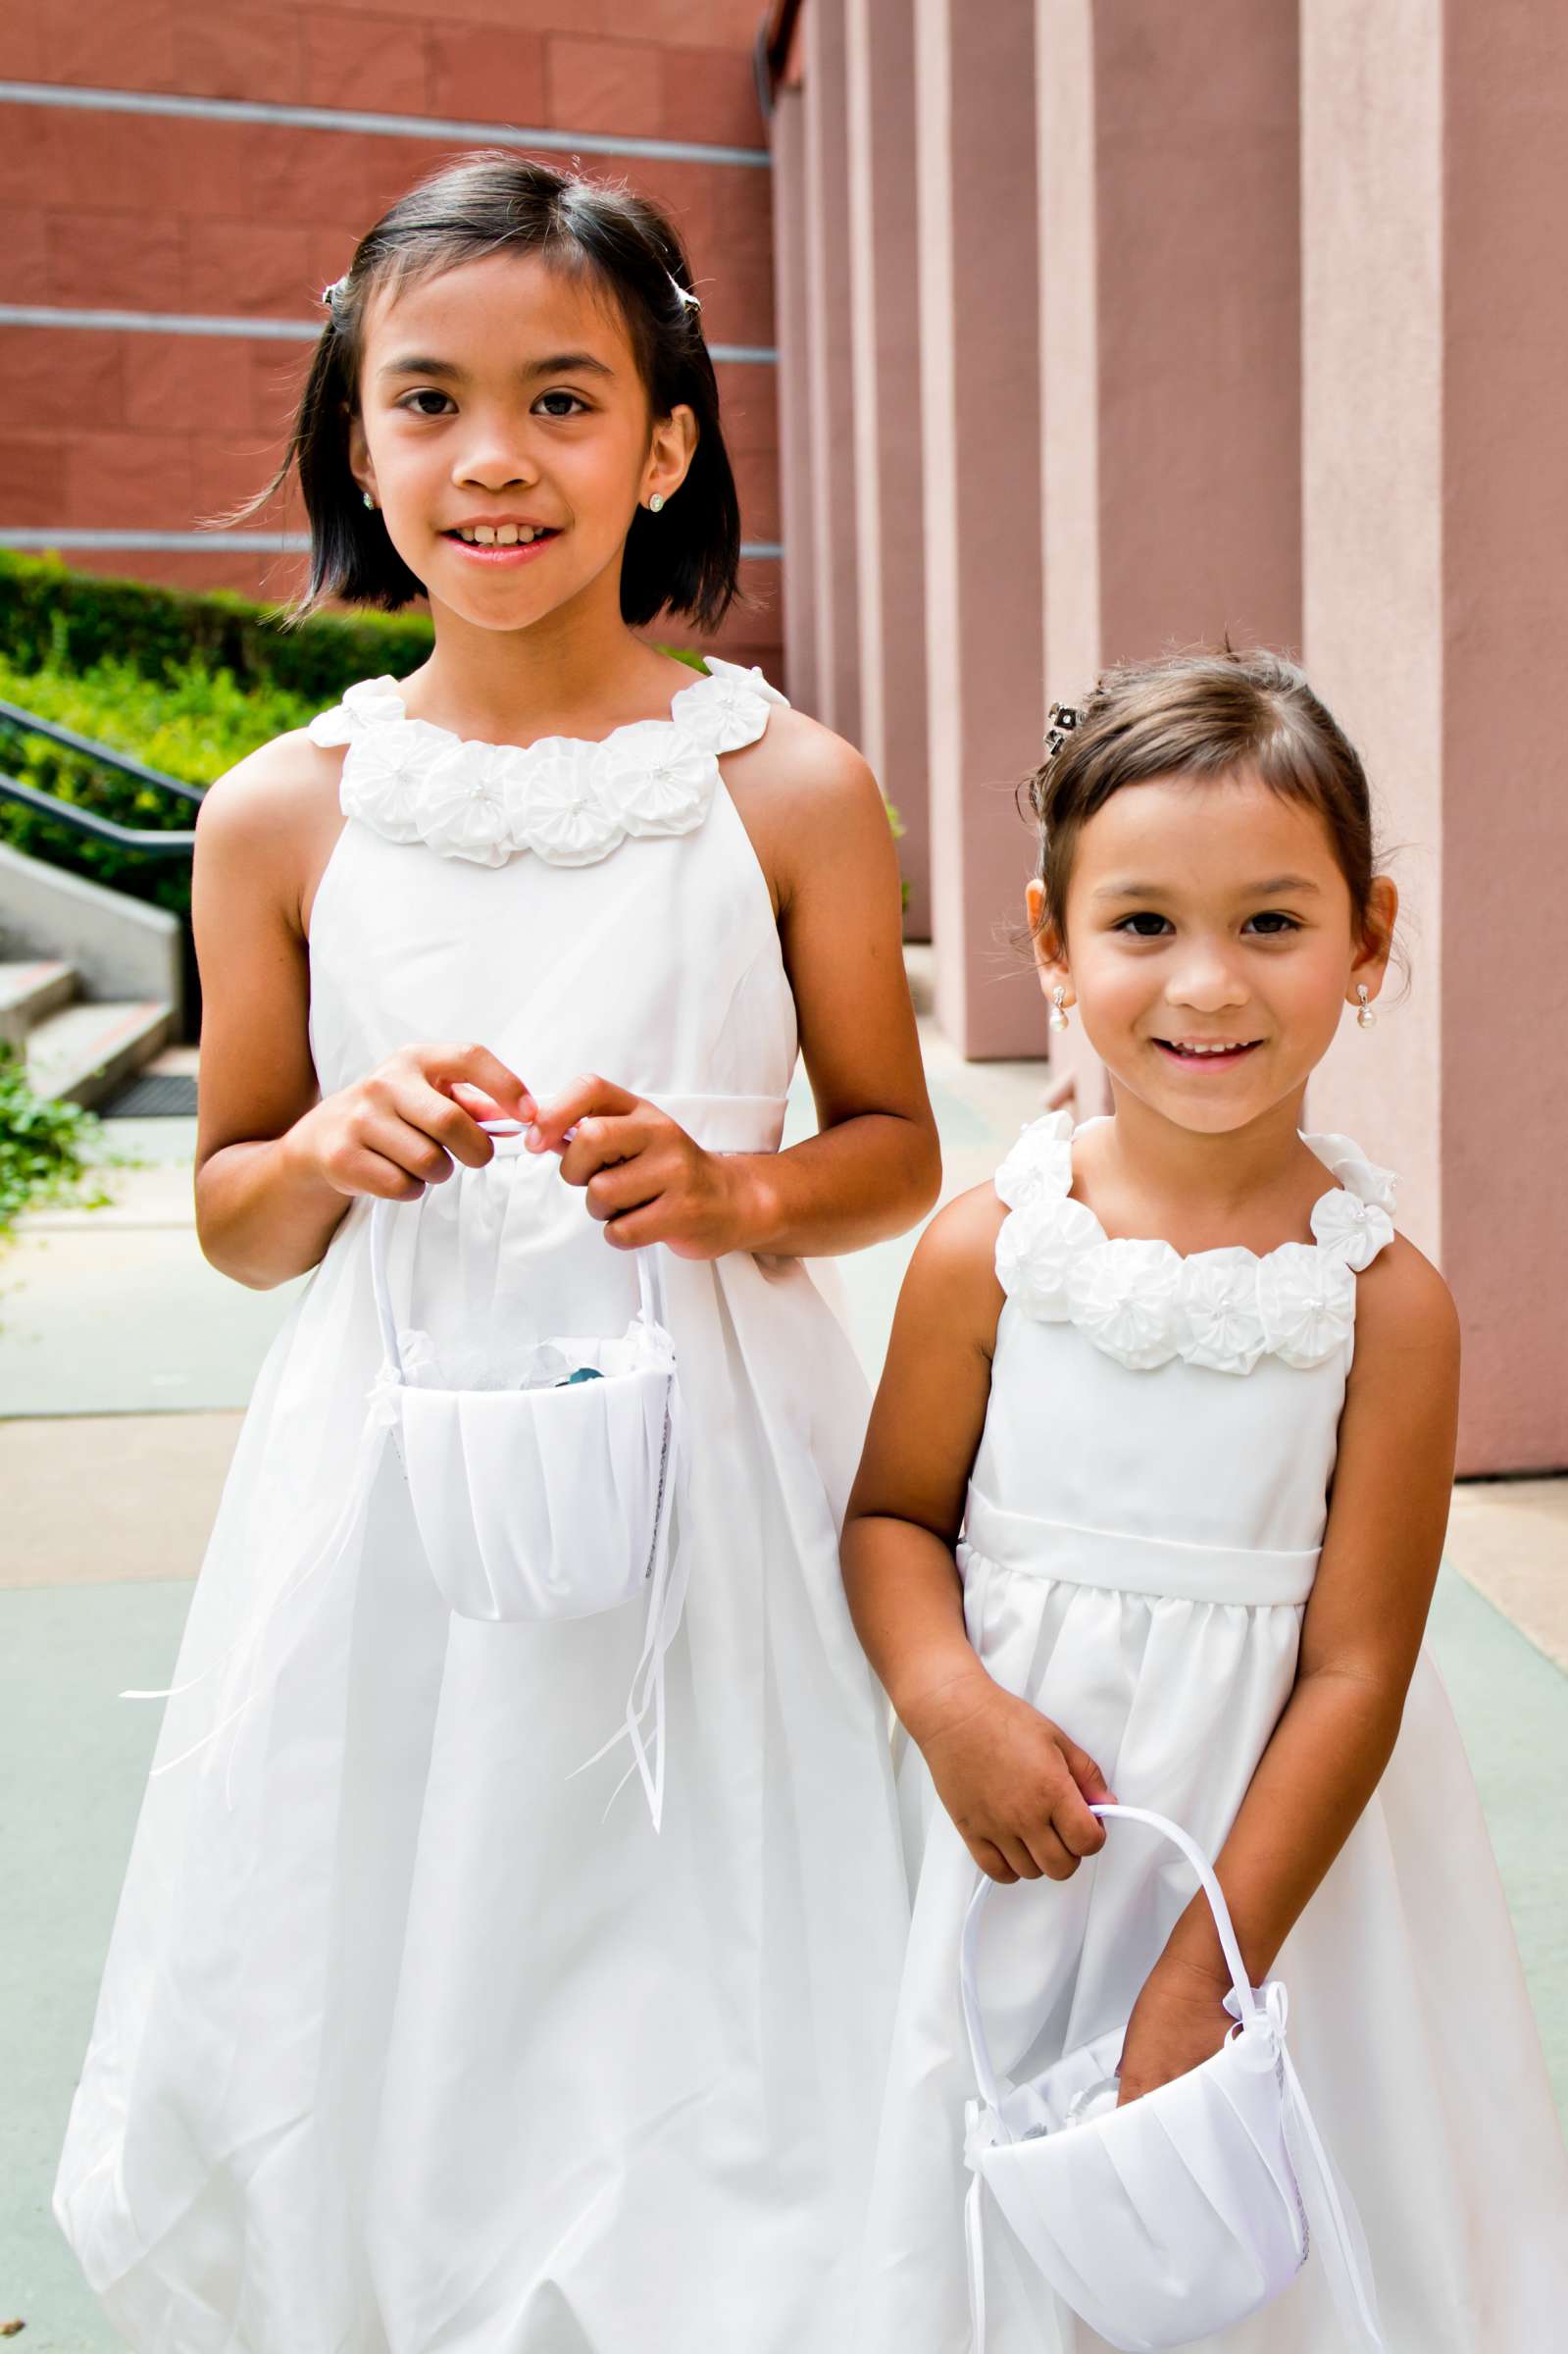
[496,523,519,545]
[519,526,535,543]
[474,524,497,545]
[457,528,476,542]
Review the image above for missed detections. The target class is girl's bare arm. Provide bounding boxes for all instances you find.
[191,737,526,1290]
[526,713,941,1256]
[842,1190,1111,1883]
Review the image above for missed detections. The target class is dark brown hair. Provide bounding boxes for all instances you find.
[1023,645,1388,947]
[231,151,742,630]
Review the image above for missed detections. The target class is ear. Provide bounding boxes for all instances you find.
[347,409,377,506]
[641,403,699,509]
[1349,874,1398,1009]
[1025,878,1073,1005]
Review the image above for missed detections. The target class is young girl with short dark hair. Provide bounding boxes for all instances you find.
[56,153,938,2354]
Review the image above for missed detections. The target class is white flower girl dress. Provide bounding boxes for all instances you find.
[55,661,910,2354]
[861,1110,1568,2353]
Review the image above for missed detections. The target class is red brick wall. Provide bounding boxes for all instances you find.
[0,0,781,673]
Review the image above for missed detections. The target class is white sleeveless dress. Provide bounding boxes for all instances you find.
[861,1112,1568,2354]
[54,661,911,2354]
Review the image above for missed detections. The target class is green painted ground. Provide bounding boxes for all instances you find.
[5,1065,1564,2343]
[3,1564,1563,2349]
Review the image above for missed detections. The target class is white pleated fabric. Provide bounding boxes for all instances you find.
[860,1117,1568,2353]
[960,1807,1384,2354]
[54,665,911,2353]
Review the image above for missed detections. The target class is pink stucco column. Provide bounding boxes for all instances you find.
[770,78,818,716]
[1302,0,1568,1474]
[801,0,861,742]
[917,0,1046,1056]
[846,0,932,938]
[1037,0,1304,1114]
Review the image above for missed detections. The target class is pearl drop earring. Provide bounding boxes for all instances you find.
[1049,986,1071,1033]
[648,492,666,513]
[1356,985,1377,1030]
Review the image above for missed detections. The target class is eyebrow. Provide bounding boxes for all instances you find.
[376,350,617,384]
[1089,873,1325,902]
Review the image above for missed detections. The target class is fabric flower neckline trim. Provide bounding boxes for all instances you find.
[306,657,789,870]
[993,1111,1398,1376]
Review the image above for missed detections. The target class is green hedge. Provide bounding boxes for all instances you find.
[0,548,433,697]
[0,551,437,913]
[0,645,327,915]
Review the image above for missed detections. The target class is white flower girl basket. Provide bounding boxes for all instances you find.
[368,1124,686,1829]
[960,1804,1386,2352]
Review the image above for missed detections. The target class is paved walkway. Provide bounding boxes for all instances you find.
[3,998,1565,2346]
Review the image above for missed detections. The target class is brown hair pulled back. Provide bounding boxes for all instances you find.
[1023,646,1386,948]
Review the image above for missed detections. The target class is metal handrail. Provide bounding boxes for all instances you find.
[0,695,206,806]
[0,770,195,855]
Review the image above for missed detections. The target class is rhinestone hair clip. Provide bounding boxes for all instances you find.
[1043,700,1081,759]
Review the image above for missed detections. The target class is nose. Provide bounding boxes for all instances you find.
[1163,940,1250,1015]
[453,422,540,493]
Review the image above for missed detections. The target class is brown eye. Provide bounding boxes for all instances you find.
[1116,912,1172,938]
[1244,911,1300,935]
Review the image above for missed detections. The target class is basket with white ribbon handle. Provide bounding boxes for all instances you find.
[960,1803,1386,2352]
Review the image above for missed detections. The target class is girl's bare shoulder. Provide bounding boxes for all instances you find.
[194,727,347,934]
[725,702,879,811]
[721,705,894,902]
[1350,1230,1460,1367]
[897,1183,1009,1349]
[196,725,343,845]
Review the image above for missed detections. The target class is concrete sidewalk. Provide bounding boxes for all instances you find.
[3,1002,1565,2347]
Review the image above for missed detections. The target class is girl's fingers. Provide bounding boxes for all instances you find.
[584,1160,661,1224]
[600,1203,674,1252]
[449,1081,526,1127]
[402,1086,497,1169]
[557,1112,654,1189]
[970,1839,1019,1885]
[422,1044,530,1117]
[998,1836,1045,1882]
[350,1147,427,1203]
[527,1072,640,1153]
[1055,1783,1109,1860]
[1060,1736,1115,1806]
[1026,1824,1080,1882]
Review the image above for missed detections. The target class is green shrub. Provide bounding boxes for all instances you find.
[0,643,320,914]
[0,550,432,914]
[0,548,433,697]
[0,1043,110,1243]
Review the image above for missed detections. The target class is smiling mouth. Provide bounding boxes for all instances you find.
[1153,1038,1264,1065]
[439,522,562,557]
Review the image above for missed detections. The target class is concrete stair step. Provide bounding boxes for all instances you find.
[0,957,76,1049]
[25,998,177,1108]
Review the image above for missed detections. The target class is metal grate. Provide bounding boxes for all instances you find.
[101,1072,198,1117]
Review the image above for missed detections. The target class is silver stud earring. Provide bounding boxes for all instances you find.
[648,492,665,513]
[1355,985,1377,1030]
[1049,985,1071,1033]
[362,490,376,510]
